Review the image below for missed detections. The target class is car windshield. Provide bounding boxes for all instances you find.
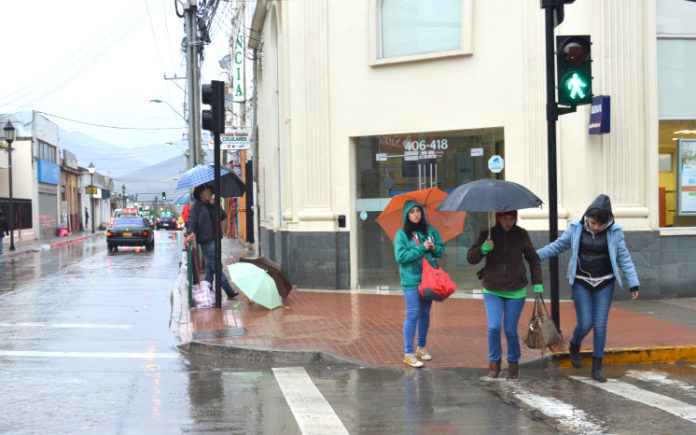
[111,218,147,228]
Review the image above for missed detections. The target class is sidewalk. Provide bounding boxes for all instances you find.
[0,230,104,259]
[175,238,696,369]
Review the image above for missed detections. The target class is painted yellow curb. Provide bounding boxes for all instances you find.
[553,345,696,367]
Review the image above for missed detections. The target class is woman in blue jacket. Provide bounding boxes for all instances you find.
[394,201,445,368]
[537,194,639,382]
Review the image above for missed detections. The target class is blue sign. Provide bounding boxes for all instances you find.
[589,95,610,134]
[38,159,60,184]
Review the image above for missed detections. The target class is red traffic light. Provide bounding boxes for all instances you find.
[561,37,590,66]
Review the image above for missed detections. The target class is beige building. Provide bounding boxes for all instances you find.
[231,0,696,297]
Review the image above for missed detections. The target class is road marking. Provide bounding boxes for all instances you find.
[626,370,696,399]
[571,376,696,423]
[273,367,349,435]
[0,322,132,329]
[495,383,605,434]
[0,350,178,359]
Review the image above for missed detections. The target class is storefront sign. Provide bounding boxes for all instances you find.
[85,186,97,195]
[678,139,696,215]
[488,155,504,173]
[471,147,484,157]
[37,159,60,184]
[375,153,387,161]
[233,34,245,102]
[589,95,611,134]
[209,129,251,150]
[360,211,367,221]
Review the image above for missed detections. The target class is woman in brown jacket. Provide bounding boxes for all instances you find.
[467,210,543,379]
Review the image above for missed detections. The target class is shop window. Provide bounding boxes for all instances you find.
[658,120,696,227]
[376,0,472,63]
[355,128,504,290]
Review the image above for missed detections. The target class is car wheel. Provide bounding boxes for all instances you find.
[146,241,154,251]
[112,244,118,252]
[107,242,113,251]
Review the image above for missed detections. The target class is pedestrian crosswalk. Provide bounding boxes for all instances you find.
[481,366,696,433]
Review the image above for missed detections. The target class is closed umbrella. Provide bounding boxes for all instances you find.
[227,262,283,309]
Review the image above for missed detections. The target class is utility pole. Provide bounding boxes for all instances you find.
[184,0,202,167]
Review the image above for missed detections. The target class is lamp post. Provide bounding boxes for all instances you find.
[88,162,95,234]
[149,98,195,168]
[121,184,126,208]
[4,121,16,251]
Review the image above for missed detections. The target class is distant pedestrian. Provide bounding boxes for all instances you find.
[0,210,8,254]
[467,210,543,380]
[394,201,444,368]
[185,184,239,300]
[182,201,190,224]
[85,207,89,231]
[537,194,639,382]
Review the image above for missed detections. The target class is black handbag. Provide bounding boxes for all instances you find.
[525,295,565,353]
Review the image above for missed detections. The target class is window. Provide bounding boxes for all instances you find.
[38,140,57,163]
[373,0,472,64]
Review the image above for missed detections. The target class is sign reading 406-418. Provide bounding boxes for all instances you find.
[403,138,449,151]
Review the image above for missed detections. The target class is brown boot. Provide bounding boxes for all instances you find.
[506,361,519,380]
[487,359,501,378]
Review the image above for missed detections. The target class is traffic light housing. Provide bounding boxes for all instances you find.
[556,35,592,106]
[161,192,166,201]
[202,80,225,134]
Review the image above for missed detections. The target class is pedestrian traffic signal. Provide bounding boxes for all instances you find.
[202,80,225,134]
[161,192,166,200]
[556,35,592,106]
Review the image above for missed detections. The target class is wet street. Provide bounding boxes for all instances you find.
[2,232,696,433]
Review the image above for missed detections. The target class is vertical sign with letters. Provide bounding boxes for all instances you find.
[233,34,245,102]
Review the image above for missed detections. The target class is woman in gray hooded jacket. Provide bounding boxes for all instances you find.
[536,194,639,382]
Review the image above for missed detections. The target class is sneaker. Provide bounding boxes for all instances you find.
[403,354,424,368]
[416,347,432,361]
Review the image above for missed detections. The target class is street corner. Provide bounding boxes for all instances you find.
[552,345,696,368]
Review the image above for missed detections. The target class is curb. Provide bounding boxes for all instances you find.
[178,341,368,368]
[1,232,103,260]
[521,345,696,368]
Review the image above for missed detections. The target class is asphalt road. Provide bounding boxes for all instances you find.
[1,232,696,433]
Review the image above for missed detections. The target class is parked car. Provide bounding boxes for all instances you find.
[106,217,154,251]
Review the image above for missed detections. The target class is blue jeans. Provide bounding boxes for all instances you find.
[403,290,432,355]
[483,293,526,362]
[0,235,3,253]
[571,281,615,358]
[200,241,235,295]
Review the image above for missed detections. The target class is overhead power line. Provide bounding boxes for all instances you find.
[37,111,183,130]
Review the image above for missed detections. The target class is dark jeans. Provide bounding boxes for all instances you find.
[200,241,234,296]
[571,281,615,358]
[483,293,525,362]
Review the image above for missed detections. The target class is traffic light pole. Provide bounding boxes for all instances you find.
[542,2,576,328]
[214,131,222,308]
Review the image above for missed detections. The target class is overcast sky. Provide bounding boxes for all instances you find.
[0,0,231,151]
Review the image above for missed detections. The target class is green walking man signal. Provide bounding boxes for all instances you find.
[556,35,592,106]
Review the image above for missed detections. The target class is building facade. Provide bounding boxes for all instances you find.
[237,0,696,298]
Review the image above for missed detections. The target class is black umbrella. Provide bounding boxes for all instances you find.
[207,172,247,197]
[436,178,542,237]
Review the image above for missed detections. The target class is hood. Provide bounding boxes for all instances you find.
[402,200,426,225]
[583,194,614,232]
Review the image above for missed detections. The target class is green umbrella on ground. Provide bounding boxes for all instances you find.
[227,262,283,309]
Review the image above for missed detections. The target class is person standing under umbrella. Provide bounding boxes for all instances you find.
[394,201,445,368]
[185,184,239,300]
[467,210,543,379]
[536,194,639,382]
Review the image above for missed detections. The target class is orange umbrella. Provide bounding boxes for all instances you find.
[376,187,467,244]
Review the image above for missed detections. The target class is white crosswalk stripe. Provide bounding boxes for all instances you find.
[626,370,696,399]
[273,367,349,435]
[510,387,607,434]
[571,376,696,424]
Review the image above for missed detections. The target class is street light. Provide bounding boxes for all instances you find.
[121,184,126,208]
[149,99,185,120]
[3,120,16,251]
[88,162,95,234]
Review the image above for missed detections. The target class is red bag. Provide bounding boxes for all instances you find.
[418,256,456,301]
